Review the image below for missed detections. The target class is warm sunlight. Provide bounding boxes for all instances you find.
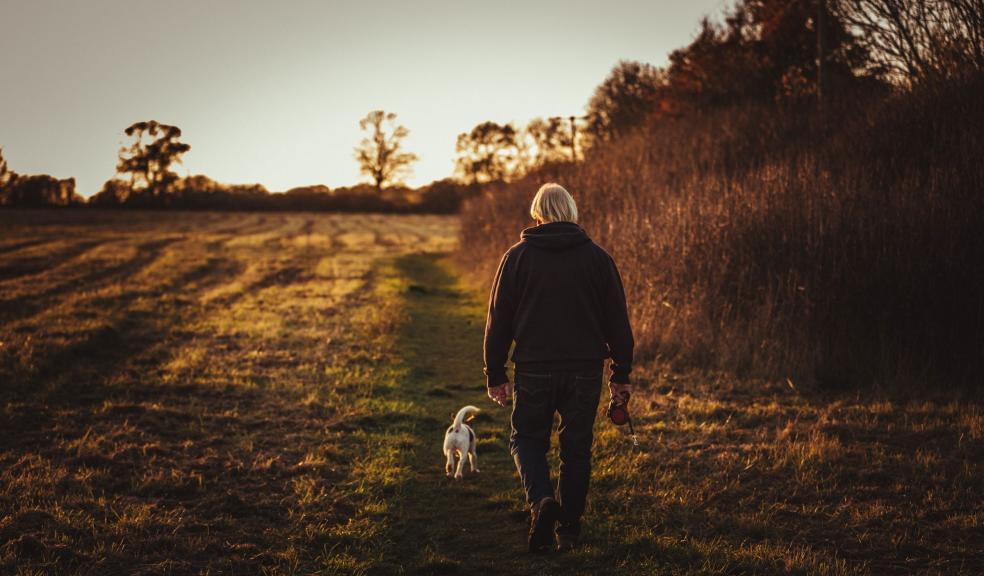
[0,0,721,196]
[2,0,982,574]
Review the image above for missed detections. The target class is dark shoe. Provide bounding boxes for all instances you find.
[556,532,579,552]
[528,497,560,553]
[555,520,581,552]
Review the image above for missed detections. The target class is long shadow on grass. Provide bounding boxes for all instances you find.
[0,237,186,325]
[0,249,352,574]
[1,246,241,394]
[0,251,249,459]
[365,253,508,574]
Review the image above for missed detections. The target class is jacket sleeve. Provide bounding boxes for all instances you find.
[603,255,635,384]
[483,250,515,388]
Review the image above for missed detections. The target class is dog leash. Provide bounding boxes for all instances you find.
[607,392,640,448]
[626,416,639,448]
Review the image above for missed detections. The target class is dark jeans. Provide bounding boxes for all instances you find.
[510,369,603,536]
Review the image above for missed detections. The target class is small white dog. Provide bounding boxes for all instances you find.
[443,405,480,479]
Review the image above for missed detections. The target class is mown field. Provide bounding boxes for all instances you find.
[1,210,982,575]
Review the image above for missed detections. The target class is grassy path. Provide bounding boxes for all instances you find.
[352,254,627,575]
[385,254,534,574]
[347,253,981,576]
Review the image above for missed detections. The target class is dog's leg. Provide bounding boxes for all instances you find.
[445,449,455,477]
[468,446,479,473]
[454,449,466,480]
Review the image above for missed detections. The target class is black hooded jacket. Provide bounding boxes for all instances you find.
[483,221,634,387]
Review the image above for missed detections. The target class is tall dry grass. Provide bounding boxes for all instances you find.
[458,76,984,388]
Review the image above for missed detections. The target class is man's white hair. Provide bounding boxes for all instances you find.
[530,183,578,224]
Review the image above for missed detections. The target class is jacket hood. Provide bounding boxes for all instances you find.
[520,221,591,251]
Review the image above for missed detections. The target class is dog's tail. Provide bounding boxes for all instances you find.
[452,405,480,432]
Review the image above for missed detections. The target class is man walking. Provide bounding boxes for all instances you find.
[484,183,634,553]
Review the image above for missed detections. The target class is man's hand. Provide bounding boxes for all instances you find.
[609,382,632,405]
[487,382,513,407]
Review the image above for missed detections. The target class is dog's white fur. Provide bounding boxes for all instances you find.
[443,405,480,479]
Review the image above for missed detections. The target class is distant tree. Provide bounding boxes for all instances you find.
[454,122,521,184]
[354,110,419,191]
[117,121,191,203]
[282,185,334,211]
[0,148,10,187]
[416,177,476,213]
[0,149,79,207]
[750,0,869,95]
[525,117,578,166]
[2,175,76,207]
[664,0,870,108]
[585,60,666,143]
[0,148,12,204]
[89,179,132,207]
[178,174,221,196]
[285,184,332,196]
[665,12,766,108]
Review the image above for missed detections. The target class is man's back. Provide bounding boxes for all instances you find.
[483,221,634,386]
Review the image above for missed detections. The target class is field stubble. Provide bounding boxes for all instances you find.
[0,210,455,574]
[0,210,982,575]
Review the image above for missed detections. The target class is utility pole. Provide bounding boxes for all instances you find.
[815,0,827,246]
[817,0,826,119]
[568,115,577,162]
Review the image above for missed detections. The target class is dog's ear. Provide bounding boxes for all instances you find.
[450,411,456,421]
[466,414,476,422]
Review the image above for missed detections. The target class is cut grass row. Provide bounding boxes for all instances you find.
[0,211,457,574]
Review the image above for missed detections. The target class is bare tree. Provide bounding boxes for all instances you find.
[354,110,418,191]
[833,0,984,83]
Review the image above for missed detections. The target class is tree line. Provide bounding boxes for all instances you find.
[452,0,984,184]
[0,100,578,212]
[0,113,473,213]
[0,150,81,208]
[457,0,984,388]
[3,0,980,212]
[0,106,573,210]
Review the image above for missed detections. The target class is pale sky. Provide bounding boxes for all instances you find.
[0,0,725,196]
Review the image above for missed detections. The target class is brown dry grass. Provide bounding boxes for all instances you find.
[0,210,455,574]
[2,210,982,575]
[598,367,984,574]
[458,77,984,387]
